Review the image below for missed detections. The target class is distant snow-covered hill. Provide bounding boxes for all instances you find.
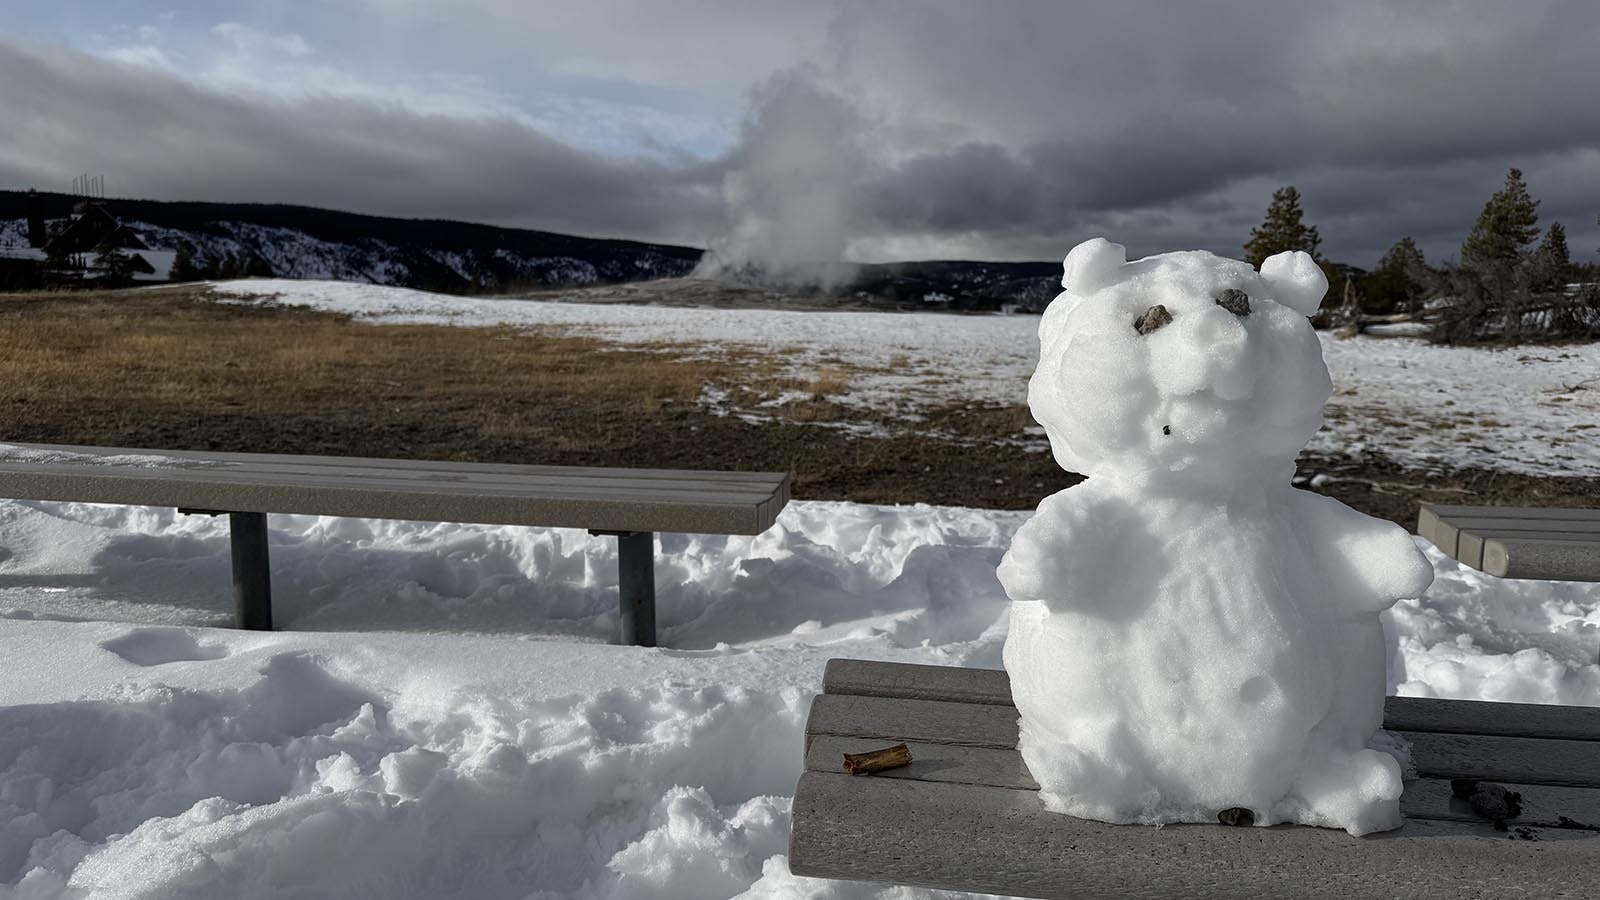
[0,191,1065,307]
[0,191,702,293]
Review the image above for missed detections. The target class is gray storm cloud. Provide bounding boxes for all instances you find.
[2,0,1599,268]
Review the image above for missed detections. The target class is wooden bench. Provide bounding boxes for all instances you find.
[1418,504,1600,582]
[791,659,1600,900]
[0,442,790,645]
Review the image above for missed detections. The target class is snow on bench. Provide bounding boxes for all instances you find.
[1418,504,1600,582]
[0,442,790,644]
[790,659,1600,900]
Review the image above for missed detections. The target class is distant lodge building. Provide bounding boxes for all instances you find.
[0,190,174,289]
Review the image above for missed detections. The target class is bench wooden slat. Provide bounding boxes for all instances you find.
[806,693,1600,787]
[1420,511,1600,559]
[1419,503,1600,582]
[820,659,1600,741]
[822,656,1014,706]
[0,442,789,485]
[0,460,787,505]
[789,772,1600,900]
[0,462,789,536]
[803,736,1600,829]
[1482,537,1600,581]
[1458,530,1600,572]
[804,692,1017,751]
[1441,518,1600,533]
[0,461,784,503]
[1405,730,1600,787]
[1422,504,1600,523]
[1386,694,1600,741]
[0,472,772,535]
[808,734,1038,789]
[1400,777,1600,830]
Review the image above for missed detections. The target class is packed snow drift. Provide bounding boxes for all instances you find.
[0,497,1595,898]
[1001,240,1433,835]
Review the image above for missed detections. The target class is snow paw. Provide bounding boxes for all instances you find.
[99,627,228,666]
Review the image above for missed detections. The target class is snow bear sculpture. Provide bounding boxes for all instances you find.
[999,239,1434,836]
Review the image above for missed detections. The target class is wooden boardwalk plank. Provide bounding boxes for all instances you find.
[820,659,1600,741]
[789,772,1600,900]
[804,736,1600,830]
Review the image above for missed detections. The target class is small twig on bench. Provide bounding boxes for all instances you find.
[843,743,913,775]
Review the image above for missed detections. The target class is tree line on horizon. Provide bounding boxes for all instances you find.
[1243,172,1600,344]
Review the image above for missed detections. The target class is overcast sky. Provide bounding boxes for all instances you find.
[4,1,1598,267]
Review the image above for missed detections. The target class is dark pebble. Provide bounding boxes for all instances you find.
[1217,807,1255,827]
[1215,288,1251,316]
[1134,304,1173,335]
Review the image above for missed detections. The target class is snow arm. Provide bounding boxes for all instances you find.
[997,486,1135,611]
[1290,489,1434,613]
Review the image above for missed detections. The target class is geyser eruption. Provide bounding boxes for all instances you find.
[694,69,872,291]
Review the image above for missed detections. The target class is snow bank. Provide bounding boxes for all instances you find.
[0,497,1595,897]
[206,280,1600,478]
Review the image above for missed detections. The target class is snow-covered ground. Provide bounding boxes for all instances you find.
[210,280,1600,478]
[1,279,1597,898]
[0,500,1595,899]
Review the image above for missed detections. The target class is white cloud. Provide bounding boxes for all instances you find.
[209,22,312,59]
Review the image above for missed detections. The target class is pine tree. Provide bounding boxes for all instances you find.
[1460,168,1540,267]
[242,253,275,278]
[1365,237,1430,315]
[1439,168,1542,342]
[1243,186,1322,268]
[93,246,134,285]
[1532,221,1571,291]
[170,241,202,282]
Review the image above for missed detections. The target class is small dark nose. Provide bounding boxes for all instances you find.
[1134,304,1172,335]
[1215,289,1251,316]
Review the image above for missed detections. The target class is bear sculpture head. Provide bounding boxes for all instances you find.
[1029,239,1331,487]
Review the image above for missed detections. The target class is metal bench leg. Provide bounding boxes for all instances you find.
[229,512,274,631]
[614,531,657,647]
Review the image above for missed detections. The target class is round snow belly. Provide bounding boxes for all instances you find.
[1003,542,1332,823]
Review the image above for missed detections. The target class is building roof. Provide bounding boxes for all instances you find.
[130,250,177,282]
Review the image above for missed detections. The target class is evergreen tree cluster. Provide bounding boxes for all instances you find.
[169,242,274,282]
[1243,169,1597,344]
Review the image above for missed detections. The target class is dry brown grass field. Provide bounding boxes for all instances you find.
[2,286,1595,526]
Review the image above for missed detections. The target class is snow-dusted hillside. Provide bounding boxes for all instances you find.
[0,190,703,293]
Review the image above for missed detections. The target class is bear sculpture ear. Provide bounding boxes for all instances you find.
[1061,238,1127,294]
[1258,250,1328,316]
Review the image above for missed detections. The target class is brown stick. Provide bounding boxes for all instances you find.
[842,743,913,775]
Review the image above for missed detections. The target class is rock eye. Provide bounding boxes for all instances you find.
[1214,288,1251,316]
[1134,304,1173,335]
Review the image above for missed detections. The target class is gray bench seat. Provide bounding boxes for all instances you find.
[0,442,790,644]
[790,659,1600,900]
[1418,504,1600,581]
